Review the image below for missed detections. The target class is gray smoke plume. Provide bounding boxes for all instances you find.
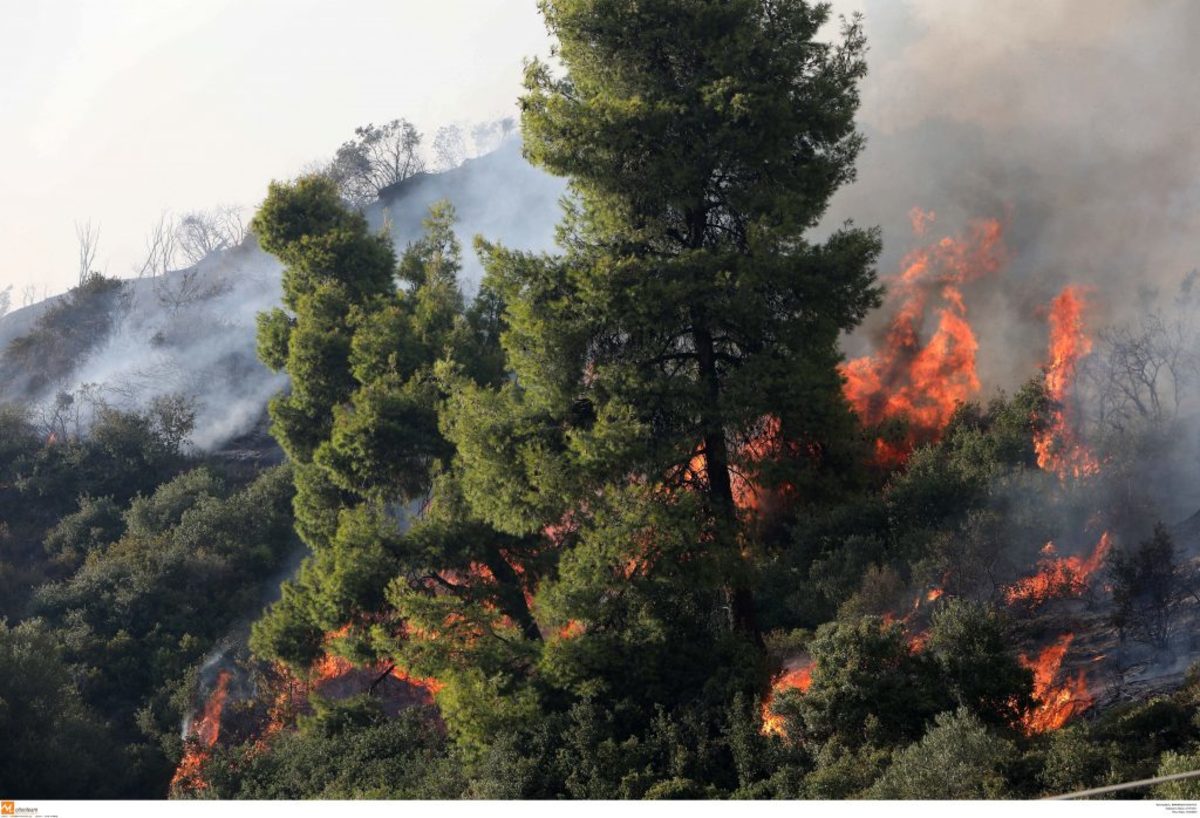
[826,0,1200,387]
[369,137,566,289]
[819,0,1200,525]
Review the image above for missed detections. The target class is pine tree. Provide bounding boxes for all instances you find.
[454,0,880,655]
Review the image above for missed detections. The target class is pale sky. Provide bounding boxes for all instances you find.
[5,0,1194,307]
[0,0,552,298]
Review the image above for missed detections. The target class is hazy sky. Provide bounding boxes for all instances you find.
[5,0,1196,308]
[1,0,552,298]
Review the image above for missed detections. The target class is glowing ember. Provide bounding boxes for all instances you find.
[761,662,814,737]
[1004,532,1113,607]
[313,626,443,698]
[171,669,233,791]
[558,619,586,639]
[926,587,944,603]
[310,651,356,684]
[842,217,1006,460]
[1019,634,1092,734]
[389,664,446,696]
[1034,286,1100,480]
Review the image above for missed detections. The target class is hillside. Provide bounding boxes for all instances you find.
[0,140,564,454]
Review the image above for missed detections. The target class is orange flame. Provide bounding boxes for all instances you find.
[673,415,793,516]
[558,619,586,640]
[1019,634,1092,733]
[761,662,815,736]
[171,669,233,791]
[842,217,1006,461]
[389,664,446,696]
[1004,532,1113,607]
[1034,286,1100,480]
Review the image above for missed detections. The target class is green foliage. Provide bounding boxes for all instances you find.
[799,740,891,798]
[197,703,458,799]
[1152,749,1200,799]
[866,709,1015,799]
[1040,726,1112,796]
[23,465,297,795]
[472,0,883,646]
[1108,523,1181,647]
[256,308,295,372]
[42,494,123,571]
[1,274,126,397]
[926,599,1034,730]
[796,617,948,751]
[0,401,195,621]
[0,618,120,797]
[244,0,890,797]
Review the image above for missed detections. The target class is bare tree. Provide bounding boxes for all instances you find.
[134,212,179,278]
[329,119,425,205]
[176,206,246,265]
[1108,524,1182,649]
[1082,309,1200,434]
[154,266,231,314]
[75,220,101,287]
[433,124,468,170]
[131,208,244,311]
[470,116,516,155]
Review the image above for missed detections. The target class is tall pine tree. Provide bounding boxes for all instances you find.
[453,0,880,657]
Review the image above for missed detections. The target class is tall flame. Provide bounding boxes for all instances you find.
[1019,633,1092,733]
[171,669,233,791]
[842,215,1006,461]
[1034,286,1099,480]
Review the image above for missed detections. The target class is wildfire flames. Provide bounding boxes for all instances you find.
[761,662,814,737]
[842,213,1006,460]
[306,627,443,700]
[171,669,232,791]
[173,626,447,792]
[1020,634,1093,734]
[1034,285,1100,480]
[1004,531,1113,607]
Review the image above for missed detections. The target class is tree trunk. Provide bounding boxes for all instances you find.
[485,550,544,642]
[691,306,761,645]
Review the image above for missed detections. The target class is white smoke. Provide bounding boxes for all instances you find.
[0,142,565,453]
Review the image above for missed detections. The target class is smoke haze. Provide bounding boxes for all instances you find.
[826,0,1200,390]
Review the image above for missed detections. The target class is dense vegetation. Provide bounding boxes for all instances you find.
[4,0,1200,801]
[0,395,298,796]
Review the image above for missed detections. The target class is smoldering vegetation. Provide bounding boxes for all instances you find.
[0,140,563,454]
